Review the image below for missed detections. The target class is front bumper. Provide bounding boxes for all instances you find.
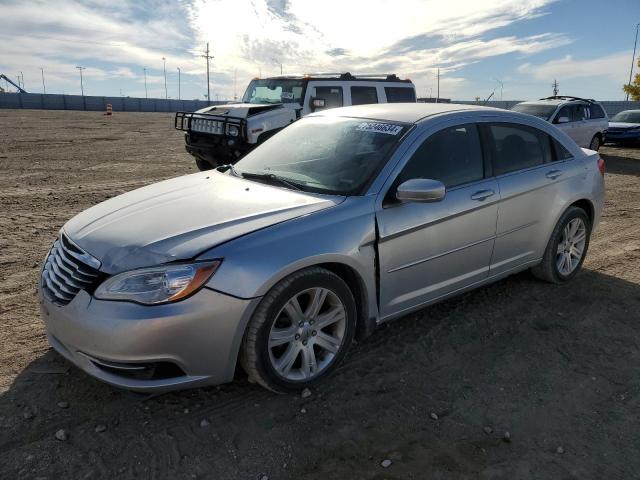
[184,132,254,164]
[39,286,260,392]
[605,130,640,142]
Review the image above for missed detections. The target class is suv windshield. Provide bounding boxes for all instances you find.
[511,103,558,120]
[242,79,305,105]
[611,110,640,123]
[233,116,408,195]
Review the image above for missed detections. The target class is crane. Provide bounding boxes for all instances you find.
[0,74,27,93]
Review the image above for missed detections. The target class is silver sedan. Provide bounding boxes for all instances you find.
[39,103,605,393]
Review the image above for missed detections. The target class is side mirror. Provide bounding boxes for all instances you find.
[310,97,326,111]
[396,178,445,203]
[556,116,570,124]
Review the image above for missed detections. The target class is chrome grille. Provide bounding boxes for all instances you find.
[42,234,102,306]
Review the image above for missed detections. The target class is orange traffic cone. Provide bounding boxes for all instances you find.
[104,104,113,116]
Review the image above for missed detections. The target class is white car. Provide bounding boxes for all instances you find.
[511,96,608,151]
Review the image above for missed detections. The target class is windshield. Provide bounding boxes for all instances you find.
[611,110,640,123]
[511,103,558,120]
[242,79,305,105]
[233,116,409,195]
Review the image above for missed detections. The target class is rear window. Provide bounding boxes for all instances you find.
[351,86,378,105]
[384,87,416,103]
[488,123,552,175]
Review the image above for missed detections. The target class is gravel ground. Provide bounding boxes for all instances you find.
[1,109,639,479]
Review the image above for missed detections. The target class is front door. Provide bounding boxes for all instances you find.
[376,123,498,319]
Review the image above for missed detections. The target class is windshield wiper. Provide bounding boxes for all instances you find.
[239,171,304,191]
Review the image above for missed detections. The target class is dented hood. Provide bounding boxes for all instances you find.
[195,103,284,118]
[63,171,343,274]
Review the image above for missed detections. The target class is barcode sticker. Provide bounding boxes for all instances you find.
[356,122,403,135]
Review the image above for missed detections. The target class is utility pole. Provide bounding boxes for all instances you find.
[143,67,148,98]
[436,68,440,103]
[76,66,85,96]
[626,23,639,101]
[40,68,46,94]
[162,57,168,99]
[177,67,181,100]
[494,78,504,101]
[234,69,237,100]
[201,43,214,104]
[552,79,559,96]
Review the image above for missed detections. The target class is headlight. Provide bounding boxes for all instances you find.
[94,261,221,305]
[227,125,239,137]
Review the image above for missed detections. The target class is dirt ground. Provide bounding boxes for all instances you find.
[1,109,639,479]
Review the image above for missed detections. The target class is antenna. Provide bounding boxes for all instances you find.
[552,79,559,96]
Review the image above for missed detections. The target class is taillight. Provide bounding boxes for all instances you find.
[597,157,605,176]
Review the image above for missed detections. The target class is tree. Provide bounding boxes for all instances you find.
[623,58,640,101]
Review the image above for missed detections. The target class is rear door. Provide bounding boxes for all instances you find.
[376,122,498,318]
[486,122,578,275]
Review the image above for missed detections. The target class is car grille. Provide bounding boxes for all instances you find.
[42,234,102,306]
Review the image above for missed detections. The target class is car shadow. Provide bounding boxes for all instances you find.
[2,268,640,479]
[600,150,640,177]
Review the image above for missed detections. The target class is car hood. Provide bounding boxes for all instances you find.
[195,103,284,118]
[63,171,344,274]
[608,122,640,130]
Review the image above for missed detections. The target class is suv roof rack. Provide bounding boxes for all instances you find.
[267,72,411,83]
[539,95,596,103]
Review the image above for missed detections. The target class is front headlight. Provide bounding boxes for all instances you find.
[94,261,221,305]
[227,125,239,137]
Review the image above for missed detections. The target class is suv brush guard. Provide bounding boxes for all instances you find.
[175,111,248,140]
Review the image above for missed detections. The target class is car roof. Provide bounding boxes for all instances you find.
[517,99,566,106]
[309,103,502,124]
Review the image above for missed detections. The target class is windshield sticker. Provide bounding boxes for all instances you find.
[356,122,403,135]
[281,92,294,99]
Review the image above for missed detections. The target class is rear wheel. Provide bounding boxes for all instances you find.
[589,134,601,151]
[532,206,591,284]
[240,267,356,392]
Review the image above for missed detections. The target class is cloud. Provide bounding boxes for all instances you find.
[517,51,631,81]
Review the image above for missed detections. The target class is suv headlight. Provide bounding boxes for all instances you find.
[94,261,221,305]
[227,125,239,137]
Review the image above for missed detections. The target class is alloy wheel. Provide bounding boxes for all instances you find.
[556,218,587,275]
[268,287,346,381]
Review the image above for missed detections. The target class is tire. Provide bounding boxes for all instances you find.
[240,267,357,393]
[531,206,591,284]
[195,158,212,171]
[589,134,601,151]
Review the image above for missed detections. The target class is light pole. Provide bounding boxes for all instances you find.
[143,67,148,98]
[76,66,85,96]
[494,78,504,101]
[41,67,46,94]
[177,67,181,100]
[626,23,640,101]
[20,71,24,89]
[162,57,168,99]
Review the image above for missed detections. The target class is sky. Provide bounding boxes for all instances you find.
[1,0,639,101]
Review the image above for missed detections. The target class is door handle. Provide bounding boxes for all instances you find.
[546,169,563,179]
[470,189,495,201]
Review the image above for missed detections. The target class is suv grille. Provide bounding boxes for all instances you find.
[42,234,102,306]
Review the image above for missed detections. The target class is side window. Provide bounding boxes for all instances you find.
[384,87,416,103]
[314,86,343,110]
[399,124,484,188]
[489,123,551,175]
[552,139,573,160]
[555,106,572,123]
[588,103,605,119]
[573,104,587,121]
[350,86,378,105]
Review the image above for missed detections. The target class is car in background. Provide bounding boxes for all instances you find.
[40,103,605,393]
[175,73,417,171]
[511,96,608,151]
[605,110,640,145]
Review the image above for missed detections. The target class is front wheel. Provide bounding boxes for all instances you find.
[532,206,591,284]
[195,158,213,171]
[589,134,601,151]
[240,267,356,392]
